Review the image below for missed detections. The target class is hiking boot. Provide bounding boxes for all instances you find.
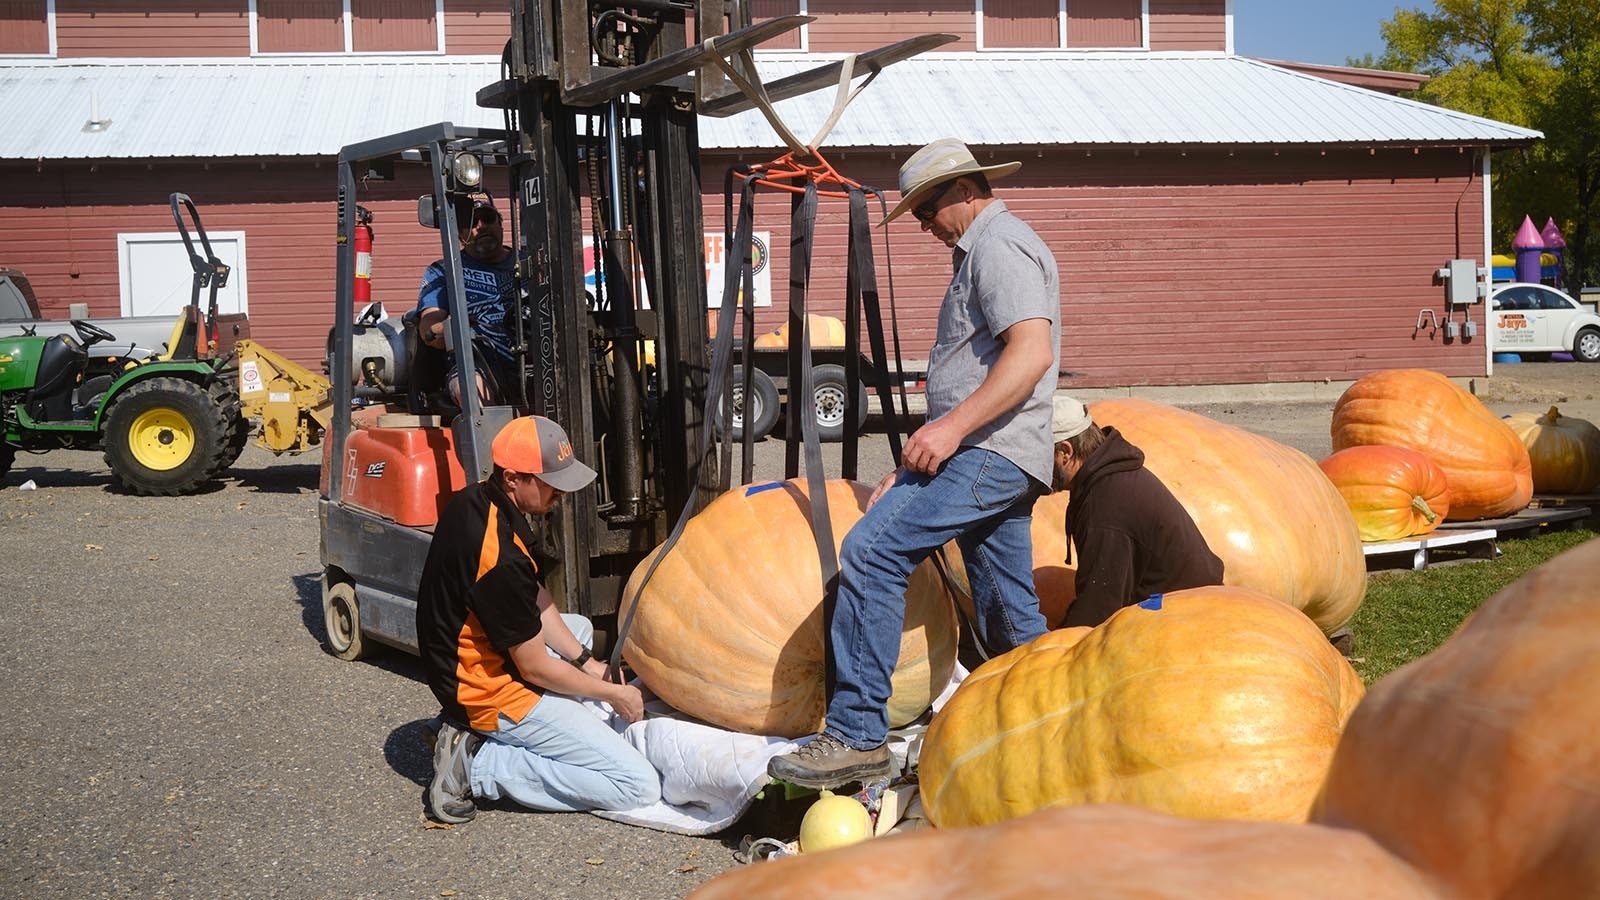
[767,732,890,790]
[425,720,482,824]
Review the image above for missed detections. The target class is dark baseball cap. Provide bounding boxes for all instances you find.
[491,416,597,493]
[451,192,499,226]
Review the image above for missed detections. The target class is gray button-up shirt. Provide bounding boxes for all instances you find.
[923,199,1061,486]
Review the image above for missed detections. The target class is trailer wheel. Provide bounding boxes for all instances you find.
[811,364,869,442]
[716,365,780,441]
[323,579,369,661]
[102,376,231,496]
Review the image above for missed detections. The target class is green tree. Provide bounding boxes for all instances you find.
[1375,1,1600,289]
[1526,0,1600,287]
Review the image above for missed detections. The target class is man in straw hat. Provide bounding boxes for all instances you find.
[415,415,658,823]
[769,138,1061,789]
[1049,396,1223,629]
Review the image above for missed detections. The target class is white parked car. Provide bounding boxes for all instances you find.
[1490,282,1600,362]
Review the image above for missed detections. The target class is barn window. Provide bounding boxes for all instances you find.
[0,0,55,57]
[749,0,804,50]
[352,0,441,53]
[255,0,344,54]
[249,0,444,54]
[979,0,1144,50]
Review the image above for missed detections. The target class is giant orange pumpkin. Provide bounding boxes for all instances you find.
[1312,539,1600,896]
[919,586,1365,829]
[619,478,958,737]
[1331,368,1532,520]
[1318,445,1451,541]
[1505,405,1600,493]
[689,804,1437,900]
[1089,398,1366,634]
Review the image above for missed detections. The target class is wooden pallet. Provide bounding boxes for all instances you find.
[1361,505,1592,572]
[1363,528,1500,572]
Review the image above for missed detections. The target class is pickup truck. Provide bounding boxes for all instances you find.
[0,267,176,360]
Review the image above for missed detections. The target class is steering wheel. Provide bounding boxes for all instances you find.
[71,319,118,348]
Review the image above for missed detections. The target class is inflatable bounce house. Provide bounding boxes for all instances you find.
[1492,215,1566,286]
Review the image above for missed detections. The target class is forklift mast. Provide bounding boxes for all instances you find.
[325,1,948,643]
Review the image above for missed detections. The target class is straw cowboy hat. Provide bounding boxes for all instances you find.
[880,138,1022,226]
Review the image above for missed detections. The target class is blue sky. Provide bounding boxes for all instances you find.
[1232,0,1420,66]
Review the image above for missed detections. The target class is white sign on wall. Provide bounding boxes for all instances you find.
[705,230,771,308]
[117,231,248,318]
[581,231,772,310]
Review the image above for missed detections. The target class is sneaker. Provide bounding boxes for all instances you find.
[767,733,890,790]
[425,720,481,824]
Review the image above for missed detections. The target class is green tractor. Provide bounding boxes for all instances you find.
[0,194,249,494]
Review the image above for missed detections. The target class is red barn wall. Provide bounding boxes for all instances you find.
[700,146,1490,386]
[1,146,1490,387]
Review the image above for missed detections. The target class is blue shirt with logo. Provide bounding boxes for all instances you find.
[417,250,518,377]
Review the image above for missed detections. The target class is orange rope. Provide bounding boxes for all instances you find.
[734,147,883,200]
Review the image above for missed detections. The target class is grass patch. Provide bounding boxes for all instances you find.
[1349,528,1596,684]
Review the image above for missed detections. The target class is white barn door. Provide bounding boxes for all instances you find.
[117,232,248,318]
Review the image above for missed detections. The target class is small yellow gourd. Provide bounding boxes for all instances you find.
[799,790,872,853]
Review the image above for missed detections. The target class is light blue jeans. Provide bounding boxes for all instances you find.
[469,614,661,812]
[825,447,1047,749]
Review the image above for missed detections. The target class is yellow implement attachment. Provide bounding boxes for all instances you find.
[235,339,332,454]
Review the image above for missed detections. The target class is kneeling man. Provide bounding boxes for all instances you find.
[1051,397,1225,628]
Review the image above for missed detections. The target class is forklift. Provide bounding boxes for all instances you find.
[319,0,948,660]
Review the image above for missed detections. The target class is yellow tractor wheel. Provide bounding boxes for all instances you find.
[102,376,235,496]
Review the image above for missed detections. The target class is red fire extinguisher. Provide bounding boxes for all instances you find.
[354,205,375,305]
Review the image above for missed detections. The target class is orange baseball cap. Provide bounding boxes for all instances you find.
[491,416,597,493]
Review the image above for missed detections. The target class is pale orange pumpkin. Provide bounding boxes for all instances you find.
[1313,538,1600,896]
[752,314,848,349]
[619,478,958,737]
[1331,368,1532,520]
[1318,445,1451,541]
[689,805,1437,900]
[1090,398,1366,634]
[1505,405,1600,493]
[919,586,1365,829]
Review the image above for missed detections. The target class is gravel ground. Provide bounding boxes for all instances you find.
[2,362,1595,899]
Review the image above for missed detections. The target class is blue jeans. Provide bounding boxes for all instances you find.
[825,447,1047,749]
[469,614,661,812]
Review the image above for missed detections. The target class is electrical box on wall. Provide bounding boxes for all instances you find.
[1434,258,1487,306]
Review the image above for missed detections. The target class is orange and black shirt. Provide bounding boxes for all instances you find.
[417,479,545,731]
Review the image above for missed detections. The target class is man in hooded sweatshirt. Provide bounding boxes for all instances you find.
[1050,396,1224,628]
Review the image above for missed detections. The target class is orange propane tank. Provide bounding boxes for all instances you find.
[334,422,471,527]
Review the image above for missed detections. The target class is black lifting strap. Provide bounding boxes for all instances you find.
[785,182,842,607]
[844,186,904,476]
[605,170,759,681]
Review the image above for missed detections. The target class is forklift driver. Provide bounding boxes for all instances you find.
[416,194,519,404]
[416,415,659,823]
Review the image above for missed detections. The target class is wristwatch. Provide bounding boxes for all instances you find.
[568,647,593,669]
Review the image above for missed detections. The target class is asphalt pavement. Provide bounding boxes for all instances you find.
[2,362,1594,898]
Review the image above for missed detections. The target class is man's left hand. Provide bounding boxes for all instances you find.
[903,417,963,474]
[582,657,610,681]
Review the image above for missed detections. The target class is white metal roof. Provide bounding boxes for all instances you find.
[0,53,1540,161]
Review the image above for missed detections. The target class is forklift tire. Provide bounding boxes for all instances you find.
[715,365,780,442]
[102,376,232,496]
[810,364,869,442]
[323,579,369,661]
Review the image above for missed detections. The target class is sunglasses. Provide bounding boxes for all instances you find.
[912,180,956,224]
